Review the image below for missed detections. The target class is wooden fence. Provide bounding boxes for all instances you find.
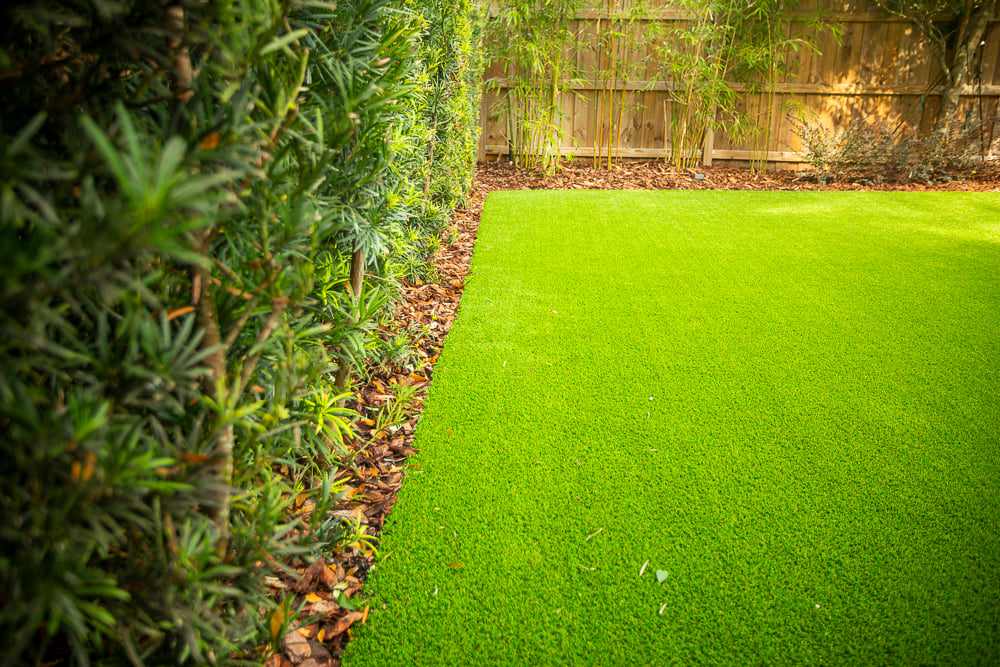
[477,0,1000,167]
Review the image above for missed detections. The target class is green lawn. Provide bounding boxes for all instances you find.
[345,191,1000,665]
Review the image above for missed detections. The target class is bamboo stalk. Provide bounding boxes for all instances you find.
[615,63,627,165]
[549,62,560,173]
[606,0,617,169]
[505,88,515,164]
[613,0,625,166]
[674,7,707,169]
[593,15,603,169]
[663,99,670,162]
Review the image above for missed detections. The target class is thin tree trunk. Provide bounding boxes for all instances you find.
[335,248,365,400]
[936,3,994,136]
[191,234,233,544]
[424,110,439,199]
[173,10,230,546]
[165,5,193,104]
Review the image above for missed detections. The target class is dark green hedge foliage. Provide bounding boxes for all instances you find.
[0,0,484,664]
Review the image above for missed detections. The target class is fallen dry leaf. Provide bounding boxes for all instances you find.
[310,599,340,616]
[167,306,196,320]
[319,565,339,590]
[330,611,364,636]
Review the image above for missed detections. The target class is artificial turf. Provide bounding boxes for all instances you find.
[345,191,1000,665]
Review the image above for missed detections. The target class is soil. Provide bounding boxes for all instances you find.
[269,160,999,667]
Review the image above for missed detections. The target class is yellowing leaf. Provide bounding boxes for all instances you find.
[305,592,323,603]
[269,605,285,640]
[81,454,96,481]
[199,133,221,150]
[71,453,97,482]
[317,629,326,642]
[167,306,196,321]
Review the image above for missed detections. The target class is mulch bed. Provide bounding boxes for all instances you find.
[268,160,1000,667]
[477,159,1000,192]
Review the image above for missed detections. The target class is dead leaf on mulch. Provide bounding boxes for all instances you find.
[330,611,365,636]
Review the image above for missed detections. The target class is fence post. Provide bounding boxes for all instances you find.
[701,106,715,167]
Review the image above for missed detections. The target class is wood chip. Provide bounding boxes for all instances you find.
[282,630,311,663]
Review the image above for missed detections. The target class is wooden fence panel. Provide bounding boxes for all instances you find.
[479,0,1000,166]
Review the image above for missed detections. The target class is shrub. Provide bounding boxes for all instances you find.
[789,112,987,183]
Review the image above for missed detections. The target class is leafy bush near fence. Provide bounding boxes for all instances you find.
[789,113,987,183]
[0,0,483,664]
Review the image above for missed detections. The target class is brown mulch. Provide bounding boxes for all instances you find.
[262,174,486,667]
[476,158,1000,192]
[268,159,1000,667]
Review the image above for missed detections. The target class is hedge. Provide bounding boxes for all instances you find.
[0,0,484,663]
